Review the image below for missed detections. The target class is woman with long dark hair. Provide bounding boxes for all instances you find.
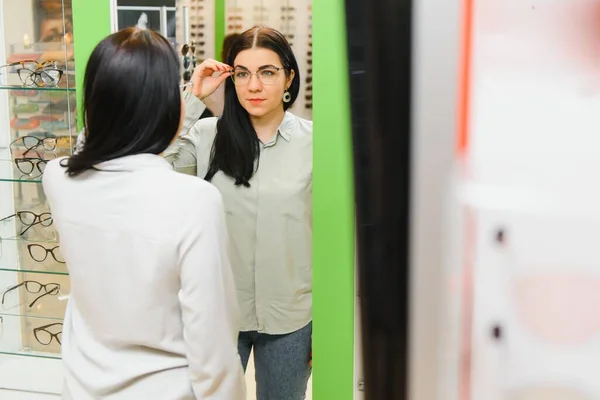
[42,28,245,399]
[165,26,313,399]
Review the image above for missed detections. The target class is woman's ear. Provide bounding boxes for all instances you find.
[287,69,296,88]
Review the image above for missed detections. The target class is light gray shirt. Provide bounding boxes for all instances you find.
[164,93,313,334]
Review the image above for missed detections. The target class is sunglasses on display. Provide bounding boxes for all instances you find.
[191,24,205,29]
[191,32,204,38]
[27,243,65,264]
[33,322,63,346]
[1,280,60,308]
[281,15,294,20]
[0,211,52,236]
[190,5,204,10]
[228,24,242,31]
[305,103,312,109]
[281,6,295,11]
[228,16,242,21]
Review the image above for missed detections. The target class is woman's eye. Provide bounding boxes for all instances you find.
[236,71,249,78]
[261,70,275,76]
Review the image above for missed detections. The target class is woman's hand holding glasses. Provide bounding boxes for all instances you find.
[190,58,232,101]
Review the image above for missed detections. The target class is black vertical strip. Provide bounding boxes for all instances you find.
[344,0,413,399]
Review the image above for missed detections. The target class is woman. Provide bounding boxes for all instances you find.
[165,26,313,399]
[42,28,245,399]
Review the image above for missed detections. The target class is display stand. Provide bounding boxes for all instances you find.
[0,0,76,396]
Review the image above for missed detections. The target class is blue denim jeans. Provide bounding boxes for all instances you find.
[238,322,312,400]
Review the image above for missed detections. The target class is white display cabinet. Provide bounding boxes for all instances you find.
[0,0,76,397]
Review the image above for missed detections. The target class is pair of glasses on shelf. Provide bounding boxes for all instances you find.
[27,243,64,264]
[1,280,60,308]
[0,211,53,236]
[1,61,64,88]
[14,157,48,177]
[10,135,57,157]
[33,322,62,346]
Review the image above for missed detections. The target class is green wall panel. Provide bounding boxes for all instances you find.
[312,0,355,398]
[72,0,112,130]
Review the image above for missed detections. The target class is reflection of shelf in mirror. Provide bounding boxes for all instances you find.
[0,313,62,360]
[0,85,75,92]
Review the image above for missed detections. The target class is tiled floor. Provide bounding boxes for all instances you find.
[245,351,313,400]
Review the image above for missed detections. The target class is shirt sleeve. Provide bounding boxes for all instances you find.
[177,186,246,400]
[163,91,211,176]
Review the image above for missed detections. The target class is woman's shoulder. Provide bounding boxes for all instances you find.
[285,112,312,140]
[189,116,218,141]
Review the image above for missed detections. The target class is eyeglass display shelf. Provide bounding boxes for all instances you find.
[0,85,75,92]
[0,313,62,360]
[0,147,69,183]
[0,355,62,395]
[0,264,68,276]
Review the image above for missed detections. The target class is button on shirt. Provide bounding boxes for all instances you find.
[164,94,313,335]
[42,154,245,399]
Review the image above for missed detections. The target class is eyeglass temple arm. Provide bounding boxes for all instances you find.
[20,215,51,236]
[0,214,16,223]
[28,285,60,308]
[1,282,25,305]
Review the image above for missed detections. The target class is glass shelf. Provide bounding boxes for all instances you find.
[0,147,72,183]
[0,85,75,92]
[0,313,62,360]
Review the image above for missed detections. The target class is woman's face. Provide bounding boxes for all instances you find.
[232,47,295,119]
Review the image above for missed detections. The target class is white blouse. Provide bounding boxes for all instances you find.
[43,154,245,399]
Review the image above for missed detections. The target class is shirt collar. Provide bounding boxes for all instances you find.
[94,153,172,172]
[277,111,295,142]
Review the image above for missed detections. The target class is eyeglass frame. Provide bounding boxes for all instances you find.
[33,322,63,345]
[1,280,61,308]
[0,211,53,236]
[17,67,63,88]
[230,66,286,86]
[10,136,57,157]
[27,243,65,264]
[14,157,48,177]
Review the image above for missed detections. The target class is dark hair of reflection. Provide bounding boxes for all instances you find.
[61,28,181,177]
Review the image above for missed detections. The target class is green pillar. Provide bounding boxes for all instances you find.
[214,0,225,60]
[312,0,355,398]
[72,0,112,130]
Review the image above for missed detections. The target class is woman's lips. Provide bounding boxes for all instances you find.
[248,98,266,104]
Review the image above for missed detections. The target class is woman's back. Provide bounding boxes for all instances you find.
[43,154,244,399]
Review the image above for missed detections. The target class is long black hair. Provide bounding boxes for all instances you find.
[62,28,181,177]
[204,26,301,187]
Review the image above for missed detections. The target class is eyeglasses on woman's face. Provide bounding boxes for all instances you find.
[230,67,285,86]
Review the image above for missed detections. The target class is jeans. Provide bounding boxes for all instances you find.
[238,322,312,400]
